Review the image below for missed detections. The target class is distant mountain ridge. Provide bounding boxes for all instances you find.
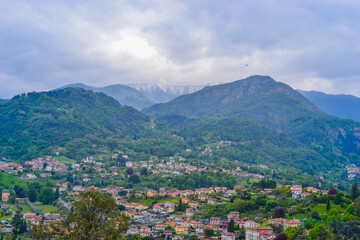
[298,90,360,122]
[57,83,155,109]
[57,82,218,109]
[127,83,218,103]
[0,99,8,103]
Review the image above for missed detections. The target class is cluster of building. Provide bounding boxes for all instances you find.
[24,157,68,172]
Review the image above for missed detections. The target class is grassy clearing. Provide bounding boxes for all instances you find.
[158,198,179,204]
[36,204,59,213]
[53,156,76,164]
[19,204,32,214]
[0,172,26,189]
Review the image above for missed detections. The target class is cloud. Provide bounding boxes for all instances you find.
[0,0,360,98]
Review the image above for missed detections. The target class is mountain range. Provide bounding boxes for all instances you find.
[298,90,360,122]
[58,83,212,109]
[2,75,360,176]
[57,82,360,122]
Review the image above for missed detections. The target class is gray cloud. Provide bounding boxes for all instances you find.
[0,0,359,98]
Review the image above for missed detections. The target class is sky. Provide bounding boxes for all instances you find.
[0,0,360,98]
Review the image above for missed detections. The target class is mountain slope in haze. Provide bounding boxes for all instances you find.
[58,83,156,109]
[0,88,148,160]
[127,83,208,103]
[0,99,8,103]
[298,90,360,122]
[146,75,360,166]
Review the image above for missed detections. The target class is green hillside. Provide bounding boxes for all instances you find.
[0,88,148,160]
[146,76,360,166]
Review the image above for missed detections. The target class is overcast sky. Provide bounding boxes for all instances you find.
[0,0,360,98]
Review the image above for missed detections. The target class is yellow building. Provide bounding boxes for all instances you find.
[130,203,149,210]
[283,220,302,229]
[175,225,189,235]
[147,190,159,198]
[188,201,199,208]
[181,197,189,204]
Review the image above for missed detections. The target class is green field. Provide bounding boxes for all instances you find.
[19,204,32,214]
[53,156,76,164]
[291,203,346,219]
[0,172,26,189]
[36,204,59,213]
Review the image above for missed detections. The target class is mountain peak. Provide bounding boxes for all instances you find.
[146,75,320,132]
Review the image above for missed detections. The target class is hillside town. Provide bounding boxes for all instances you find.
[0,152,345,240]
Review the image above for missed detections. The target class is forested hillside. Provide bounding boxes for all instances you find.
[0,88,149,160]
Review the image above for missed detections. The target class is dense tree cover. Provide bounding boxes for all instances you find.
[146,75,360,173]
[32,189,129,240]
[0,88,148,160]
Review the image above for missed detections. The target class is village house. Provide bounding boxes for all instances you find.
[181,197,189,204]
[246,227,273,240]
[283,220,302,229]
[188,201,200,208]
[147,190,159,198]
[207,198,218,205]
[140,230,153,237]
[228,211,240,220]
[210,217,221,225]
[29,216,42,226]
[154,224,165,233]
[1,190,10,202]
[129,202,149,211]
[245,220,260,228]
[166,220,176,228]
[23,213,37,221]
[222,232,236,240]
[164,201,175,208]
[198,194,208,201]
[175,225,189,235]
[127,228,140,235]
[268,218,302,229]
[168,205,175,213]
[290,185,302,198]
[190,221,202,228]
[186,208,194,217]
[301,192,310,199]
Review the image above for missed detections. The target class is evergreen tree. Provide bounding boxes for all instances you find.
[238,227,246,240]
[55,187,60,200]
[11,211,26,236]
[326,196,331,212]
[351,183,358,200]
[227,219,235,233]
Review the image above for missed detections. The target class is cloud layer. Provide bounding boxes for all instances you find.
[0,0,360,98]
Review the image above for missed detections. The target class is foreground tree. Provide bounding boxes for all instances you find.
[11,211,27,237]
[32,188,129,240]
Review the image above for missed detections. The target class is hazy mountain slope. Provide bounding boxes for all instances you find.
[146,75,360,164]
[57,83,155,109]
[0,99,8,103]
[127,83,209,103]
[0,88,148,160]
[298,90,360,122]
